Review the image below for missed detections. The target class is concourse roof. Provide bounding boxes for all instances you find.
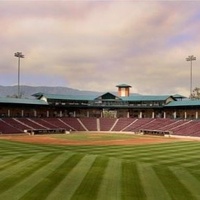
[165,100,200,107]
[33,92,175,103]
[0,97,48,105]
[33,93,97,101]
[121,95,173,101]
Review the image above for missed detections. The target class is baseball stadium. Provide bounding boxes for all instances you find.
[1,84,200,199]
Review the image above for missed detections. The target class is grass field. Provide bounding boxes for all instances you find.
[50,133,138,141]
[1,134,200,200]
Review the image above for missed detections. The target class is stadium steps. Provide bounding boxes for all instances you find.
[99,118,117,131]
[13,118,33,130]
[2,118,32,132]
[170,120,193,131]
[121,119,138,132]
[28,118,48,129]
[97,118,100,131]
[110,118,119,131]
[16,118,45,130]
[170,120,193,135]
[79,118,97,131]
[112,118,136,131]
[59,118,86,131]
[33,118,59,129]
[160,120,186,131]
[58,118,77,131]
[77,118,88,131]
[45,118,75,131]
[0,118,22,133]
[138,118,157,130]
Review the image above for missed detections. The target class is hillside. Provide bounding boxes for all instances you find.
[0,85,103,98]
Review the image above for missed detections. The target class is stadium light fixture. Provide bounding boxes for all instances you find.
[186,55,196,98]
[14,52,24,98]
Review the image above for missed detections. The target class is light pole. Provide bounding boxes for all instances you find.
[14,52,24,98]
[186,55,196,98]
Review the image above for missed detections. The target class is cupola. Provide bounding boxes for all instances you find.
[116,84,131,97]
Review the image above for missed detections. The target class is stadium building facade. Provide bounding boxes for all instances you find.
[0,84,200,120]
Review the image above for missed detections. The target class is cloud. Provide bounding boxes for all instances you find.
[0,1,200,97]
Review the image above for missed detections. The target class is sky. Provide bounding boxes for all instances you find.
[1,0,200,97]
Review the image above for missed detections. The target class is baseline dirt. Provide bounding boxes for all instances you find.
[0,134,184,146]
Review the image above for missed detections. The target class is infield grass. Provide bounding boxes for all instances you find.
[1,134,200,200]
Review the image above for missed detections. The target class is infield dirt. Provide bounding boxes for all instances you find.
[0,133,185,146]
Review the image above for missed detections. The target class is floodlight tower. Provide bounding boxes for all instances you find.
[14,52,24,98]
[186,55,196,97]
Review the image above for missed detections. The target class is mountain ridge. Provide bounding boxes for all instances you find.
[0,85,109,98]
[0,85,141,98]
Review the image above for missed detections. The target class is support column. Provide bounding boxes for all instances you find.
[152,112,155,118]
[163,112,166,119]
[46,110,49,117]
[184,111,187,119]
[196,111,198,119]
[8,109,10,117]
[73,111,76,117]
[60,111,63,117]
[34,110,37,117]
[114,111,117,118]
[127,111,130,118]
[87,111,90,117]
[173,111,176,119]
[21,110,24,117]
[139,112,142,118]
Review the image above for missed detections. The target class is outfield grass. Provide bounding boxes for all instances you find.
[50,132,139,141]
[1,135,200,199]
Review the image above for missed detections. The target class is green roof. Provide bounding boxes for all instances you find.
[33,92,176,103]
[172,94,187,98]
[95,92,122,100]
[38,93,96,101]
[165,100,200,107]
[122,95,172,101]
[116,84,132,88]
[0,97,48,105]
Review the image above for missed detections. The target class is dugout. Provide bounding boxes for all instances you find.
[139,129,172,136]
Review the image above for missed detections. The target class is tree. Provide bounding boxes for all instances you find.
[190,87,200,99]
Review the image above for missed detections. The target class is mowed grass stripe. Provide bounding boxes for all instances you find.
[0,156,26,171]
[0,152,74,200]
[127,141,200,152]
[154,166,195,200]
[1,137,200,199]
[61,141,195,154]
[47,155,97,200]
[0,140,65,154]
[71,156,108,200]
[132,149,200,159]
[0,153,51,181]
[20,153,84,200]
[58,142,200,163]
[158,155,200,166]
[121,161,146,200]
[136,154,200,166]
[137,163,171,200]
[56,146,200,166]
[170,166,200,199]
[121,150,198,164]
[0,140,44,151]
[97,158,121,200]
[183,161,200,168]
[0,153,60,194]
